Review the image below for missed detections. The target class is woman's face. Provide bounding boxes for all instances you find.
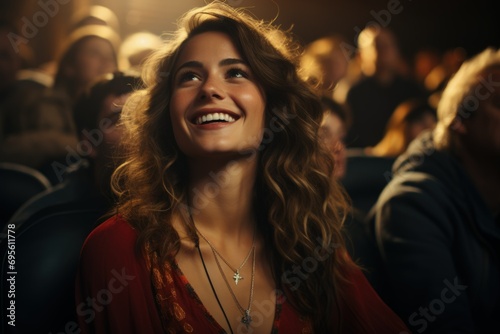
[169,31,266,159]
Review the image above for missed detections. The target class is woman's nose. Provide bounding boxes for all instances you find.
[199,75,225,100]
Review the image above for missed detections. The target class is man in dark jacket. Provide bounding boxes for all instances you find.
[369,48,500,333]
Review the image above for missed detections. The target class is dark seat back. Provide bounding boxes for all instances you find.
[0,162,51,228]
[0,204,105,333]
[342,152,395,217]
[341,152,395,284]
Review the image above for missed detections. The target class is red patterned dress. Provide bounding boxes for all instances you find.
[76,215,409,334]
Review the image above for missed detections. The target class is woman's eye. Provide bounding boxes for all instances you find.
[178,72,200,83]
[227,68,248,79]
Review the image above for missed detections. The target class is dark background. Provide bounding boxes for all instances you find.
[1,0,499,66]
[95,0,500,61]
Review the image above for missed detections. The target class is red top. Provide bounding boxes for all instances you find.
[76,215,410,333]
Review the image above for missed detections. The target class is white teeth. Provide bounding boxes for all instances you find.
[196,113,236,125]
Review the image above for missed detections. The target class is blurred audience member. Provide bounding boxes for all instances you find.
[425,47,467,107]
[301,35,350,92]
[5,71,142,233]
[71,5,121,36]
[119,31,163,73]
[367,98,436,158]
[71,71,141,199]
[0,20,35,140]
[413,47,441,90]
[53,24,120,104]
[319,96,349,179]
[318,97,376,267]
[345,26,426,148]
[25,4,121,84]
[425,47,467,94]
[0,21,22,99]
[370,47,500,333]
[0,25,120,181]
[0,21,20,138]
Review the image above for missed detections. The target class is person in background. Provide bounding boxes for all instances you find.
[367,98,437,158]
[0,20,26,141]
[71,5,121,35]
[369,47,500,333]
[52,24,120,105]
[118,31,163,74]
[345,26,426,148]
[425,47,467,108]
[70,71,141,201]
[0,25,120,183]
[76,2,409,333]
[318,95,374,273]
[412,47,441,92]
[319,96,349,179]
[300,34,350,94]
[4,71,142,234]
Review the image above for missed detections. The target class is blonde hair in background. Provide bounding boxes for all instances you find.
[434,47,500,149]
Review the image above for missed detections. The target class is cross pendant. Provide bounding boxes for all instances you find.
[241,310,252,328]
[233,270,243,285]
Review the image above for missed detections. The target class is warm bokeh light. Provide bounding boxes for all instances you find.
[1,0,498,68]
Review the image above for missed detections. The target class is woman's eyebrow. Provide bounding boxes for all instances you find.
[174,58,248,78]
[219,58,246,66]
[175,60,203,72]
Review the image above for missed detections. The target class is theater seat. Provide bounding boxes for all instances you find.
[0,203,107,333]
[0,162,51,228]
[341,151,395,218]
[340,151,395,277]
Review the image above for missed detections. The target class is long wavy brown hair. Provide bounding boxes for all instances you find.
[112,2,353,332]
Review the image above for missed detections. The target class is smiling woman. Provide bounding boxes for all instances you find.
[170,31,266,158]
[75,2,410,333]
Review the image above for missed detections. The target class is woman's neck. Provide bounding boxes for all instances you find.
[187,156,258,241]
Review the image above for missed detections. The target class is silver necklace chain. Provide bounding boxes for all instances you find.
[196,228,255,285]
[188,210,256,329]
[211,243,256,328]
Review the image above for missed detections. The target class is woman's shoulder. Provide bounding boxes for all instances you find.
[86,214,136,242]
[80,214,140,265]
[338,259,410,333]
